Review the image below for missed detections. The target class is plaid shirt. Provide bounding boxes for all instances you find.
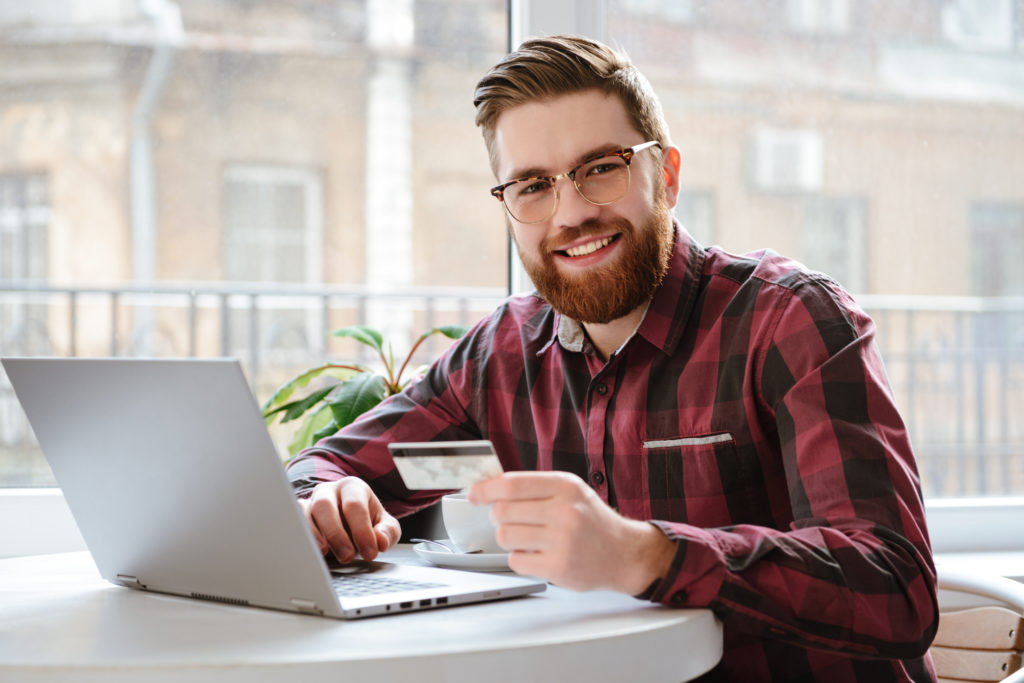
[288,227,938,682]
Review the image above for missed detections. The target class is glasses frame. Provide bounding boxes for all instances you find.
[490,140,662,224]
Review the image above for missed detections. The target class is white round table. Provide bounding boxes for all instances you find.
[0,549,722,682]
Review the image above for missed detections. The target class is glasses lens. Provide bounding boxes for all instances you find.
[575,155,630,205]
[504,178,556,223]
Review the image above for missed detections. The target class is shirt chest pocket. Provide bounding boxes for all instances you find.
[643,432,754,527]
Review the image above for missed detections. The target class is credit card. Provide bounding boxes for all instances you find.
[388,440,503,490]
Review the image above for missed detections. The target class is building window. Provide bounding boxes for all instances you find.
[0,173,48,283]
[223,165,323,284]
[800,196,868,293]
[0,173,51,354]
[748,127,824,194]
[971,203,1024,297]
[941,0,1017,52]
[614,0,694,24]
[785,0,850,35]
[677,190,715,247]
[223,165,325,362]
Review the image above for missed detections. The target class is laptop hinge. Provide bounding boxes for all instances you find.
[116,574,146,589]
[290,598,322,615]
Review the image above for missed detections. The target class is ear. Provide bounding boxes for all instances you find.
[660,145,682,209]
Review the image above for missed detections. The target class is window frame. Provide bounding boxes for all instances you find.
[2,0,1021,562]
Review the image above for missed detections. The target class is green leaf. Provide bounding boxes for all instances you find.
[286,404,335,457]
[261,364,362,417]
[311,419,340,443]
[269,386,336,425]
[431,325,470,340]
[327,373,388,429]
[333,325,385,354]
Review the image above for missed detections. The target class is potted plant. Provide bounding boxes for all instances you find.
[262,324,468,458]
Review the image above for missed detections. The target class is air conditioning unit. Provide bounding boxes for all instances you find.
[749,127,824,192]
[786,0,850,35]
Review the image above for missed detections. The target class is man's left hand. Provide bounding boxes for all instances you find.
[468,471,675,594]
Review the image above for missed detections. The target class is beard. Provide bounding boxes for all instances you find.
[514,195,675,324]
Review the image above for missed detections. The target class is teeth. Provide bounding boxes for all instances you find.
[565,237,612,257]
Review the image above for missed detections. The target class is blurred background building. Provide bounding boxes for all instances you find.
[1,0,1021,497]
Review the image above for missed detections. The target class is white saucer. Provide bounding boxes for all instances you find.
[412,541,511,571]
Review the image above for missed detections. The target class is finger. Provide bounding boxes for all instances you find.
[490,498,552,526]
[298,498,329,554]
[374,511,402,550]
[495,521,554,554]
[470,471,576,504]
[340,491,382,561]
[308,489,357,562]
[507,549,550,579]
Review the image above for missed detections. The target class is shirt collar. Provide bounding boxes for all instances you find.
[548,221,705,357]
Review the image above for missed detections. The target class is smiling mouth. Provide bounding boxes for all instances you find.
[556,234,620,258]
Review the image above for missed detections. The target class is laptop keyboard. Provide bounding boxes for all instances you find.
[331,574,445,598]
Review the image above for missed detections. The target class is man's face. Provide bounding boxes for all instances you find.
[492,89,679,324]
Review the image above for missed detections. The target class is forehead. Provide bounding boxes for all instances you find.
[492,90,640,181]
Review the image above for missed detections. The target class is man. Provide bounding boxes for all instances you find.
[287,36,938,681]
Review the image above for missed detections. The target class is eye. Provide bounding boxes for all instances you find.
[588,163,618,175]
[583,158,624,177]
[518,179,553,196]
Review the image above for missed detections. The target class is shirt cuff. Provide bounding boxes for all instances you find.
[635,520,728,608]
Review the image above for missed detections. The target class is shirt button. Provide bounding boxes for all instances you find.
[590,471,605,486]
[594,383,608,395]
[671,590,687,604]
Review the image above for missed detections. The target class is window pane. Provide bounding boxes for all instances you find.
[608,0,1024,498]
[0,0,508,486]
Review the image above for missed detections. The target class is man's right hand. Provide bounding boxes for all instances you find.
[298,478,401,563]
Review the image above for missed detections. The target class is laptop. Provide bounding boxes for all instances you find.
[1,357,545,619]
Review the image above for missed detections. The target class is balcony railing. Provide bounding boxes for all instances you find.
[2,283,1022,497]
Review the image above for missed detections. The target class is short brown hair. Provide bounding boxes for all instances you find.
[473,35,670,175]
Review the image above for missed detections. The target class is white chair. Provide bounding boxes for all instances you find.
[932,565,1024,683]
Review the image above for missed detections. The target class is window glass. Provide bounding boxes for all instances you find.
[0,0,508,486]
[608,0,1024,498]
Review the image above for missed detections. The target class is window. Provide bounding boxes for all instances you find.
[942,0,1017,52]
[224,166,323,285]
[800,196,867,293]
[223,165,324,364]
[786,0,850,35]
[3,0,1021,559]
[676,190,715,247]
[614,0,694,24]
[971,203,1024,298]
[749,128,824,193]
[0,173,50,353]
[0,173,48,284]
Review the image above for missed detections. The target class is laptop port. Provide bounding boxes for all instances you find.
[400,601,413,609]
[420,599,432,607]
[436,597,448,605]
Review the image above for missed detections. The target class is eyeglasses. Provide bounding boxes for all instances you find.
[490,141,662,224]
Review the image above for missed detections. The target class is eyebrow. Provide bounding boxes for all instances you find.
[503,142,628,183]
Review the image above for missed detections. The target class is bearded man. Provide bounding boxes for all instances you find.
[287,36,938,682]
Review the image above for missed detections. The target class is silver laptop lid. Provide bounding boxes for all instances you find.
[3,357,346,616]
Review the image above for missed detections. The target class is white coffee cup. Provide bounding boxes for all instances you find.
[441,492,502,554]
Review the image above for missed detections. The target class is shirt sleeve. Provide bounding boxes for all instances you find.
[284,318,489,518]
[640,275,939,659]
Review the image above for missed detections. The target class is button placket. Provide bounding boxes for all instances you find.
[586,376,611,499]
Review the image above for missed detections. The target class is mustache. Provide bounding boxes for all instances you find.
[540,217,633,253]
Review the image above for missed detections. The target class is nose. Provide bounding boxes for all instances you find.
[550,177,602,229]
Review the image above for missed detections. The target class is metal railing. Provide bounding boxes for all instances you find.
[1,283,1022,496]
[859,295,1024,497]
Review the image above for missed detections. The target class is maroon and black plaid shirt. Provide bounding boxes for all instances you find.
[288,226,939,682]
